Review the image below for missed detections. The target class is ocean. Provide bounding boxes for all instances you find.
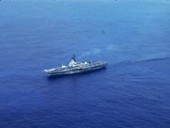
[0,0,170,127]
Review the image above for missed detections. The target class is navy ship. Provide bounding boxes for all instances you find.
[44,55,107,76]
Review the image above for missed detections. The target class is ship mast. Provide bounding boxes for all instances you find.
[72,54,76,62]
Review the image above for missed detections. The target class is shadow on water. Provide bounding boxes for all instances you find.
[47,68,107,81]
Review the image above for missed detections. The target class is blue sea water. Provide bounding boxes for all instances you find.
[0,0,170,127]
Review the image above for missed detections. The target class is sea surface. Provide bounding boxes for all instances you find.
[0,0,170,128]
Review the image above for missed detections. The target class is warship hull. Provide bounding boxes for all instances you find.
[44,61,107,76]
